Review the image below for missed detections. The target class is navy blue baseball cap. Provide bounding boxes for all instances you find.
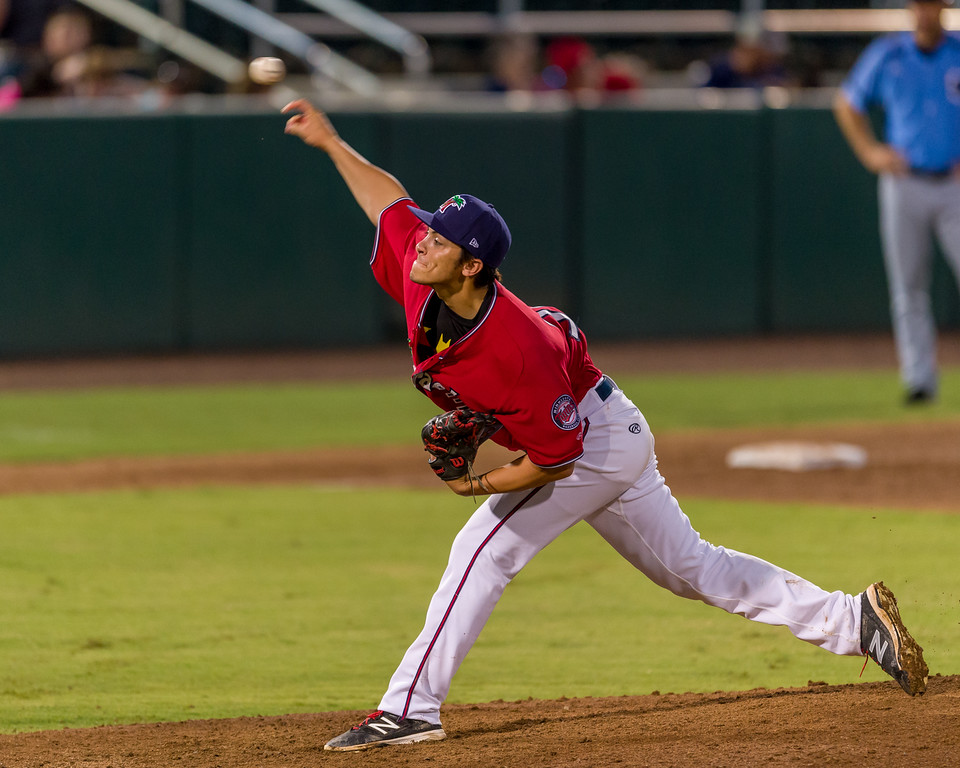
[408,194,512,269]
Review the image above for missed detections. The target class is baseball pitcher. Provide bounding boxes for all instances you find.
[283,99,928,752]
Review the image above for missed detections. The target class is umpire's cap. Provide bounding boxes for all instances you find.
[409,194,512,269]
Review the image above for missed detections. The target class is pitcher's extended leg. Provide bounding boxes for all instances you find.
[588,469,862,656]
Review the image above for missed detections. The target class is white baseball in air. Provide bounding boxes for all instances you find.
[248,57,286,85]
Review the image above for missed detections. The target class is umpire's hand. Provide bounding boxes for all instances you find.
[862,143,909,176]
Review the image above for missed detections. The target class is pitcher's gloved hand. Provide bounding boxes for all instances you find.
[421,408,501,480]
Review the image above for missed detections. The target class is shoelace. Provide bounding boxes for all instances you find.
[353,710,385,730]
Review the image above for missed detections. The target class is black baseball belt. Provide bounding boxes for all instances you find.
[594,375,616,402]
[909,167,953,180]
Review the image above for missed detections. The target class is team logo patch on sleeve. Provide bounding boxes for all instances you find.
[551,394,581,431]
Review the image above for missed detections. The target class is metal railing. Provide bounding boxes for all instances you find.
[75,0,384,94]
[295,0,431,78]
[189,0,381,95]
[75,0,247,84]
[279,7,960,38]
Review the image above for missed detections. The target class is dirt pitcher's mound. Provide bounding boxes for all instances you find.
[0,676,957,768]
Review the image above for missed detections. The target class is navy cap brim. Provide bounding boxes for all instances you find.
[407,205,469,253]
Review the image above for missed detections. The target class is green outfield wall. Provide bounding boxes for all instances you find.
[1,104,957,356]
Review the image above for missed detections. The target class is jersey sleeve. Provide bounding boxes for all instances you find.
[499,418,584,468]
[498,383,584,468]
[841,36,891,113]
[490,331,585,469]
[369,198,425,305]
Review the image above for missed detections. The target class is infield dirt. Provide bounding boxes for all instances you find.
[0,333,956,767]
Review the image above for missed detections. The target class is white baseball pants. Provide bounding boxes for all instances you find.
[378,385,863,724]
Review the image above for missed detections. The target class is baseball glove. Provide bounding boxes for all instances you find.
[421,408,501,481]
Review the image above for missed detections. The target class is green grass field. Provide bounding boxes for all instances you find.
[0,366,957,734]
[0,368,957,461]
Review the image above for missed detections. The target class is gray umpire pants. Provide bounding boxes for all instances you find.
[878,173,960,395]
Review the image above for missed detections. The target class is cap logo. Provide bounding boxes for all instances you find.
[439,195,466,212]
[469,237,480,248]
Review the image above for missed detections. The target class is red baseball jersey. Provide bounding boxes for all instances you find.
[370,198,602,468]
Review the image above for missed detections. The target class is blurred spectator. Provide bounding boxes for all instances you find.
[693,19,790,89]
[17,5,94,97]
[541,36,643,98]
[0,0,68,83]
[485,33,541,93]
[598,51,646,93]
[542,36,600,93]
[0,75,17,110]
[14,5,151,100]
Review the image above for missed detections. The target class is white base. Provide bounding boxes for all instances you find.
[725,441,868,472]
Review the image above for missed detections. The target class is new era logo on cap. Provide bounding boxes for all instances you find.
[408,194,512,269]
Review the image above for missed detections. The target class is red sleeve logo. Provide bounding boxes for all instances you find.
[551,394,581,431]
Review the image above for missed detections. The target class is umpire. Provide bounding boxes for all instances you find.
[834,0,960,404]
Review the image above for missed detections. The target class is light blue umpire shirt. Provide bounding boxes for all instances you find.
[841,30,960,174]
